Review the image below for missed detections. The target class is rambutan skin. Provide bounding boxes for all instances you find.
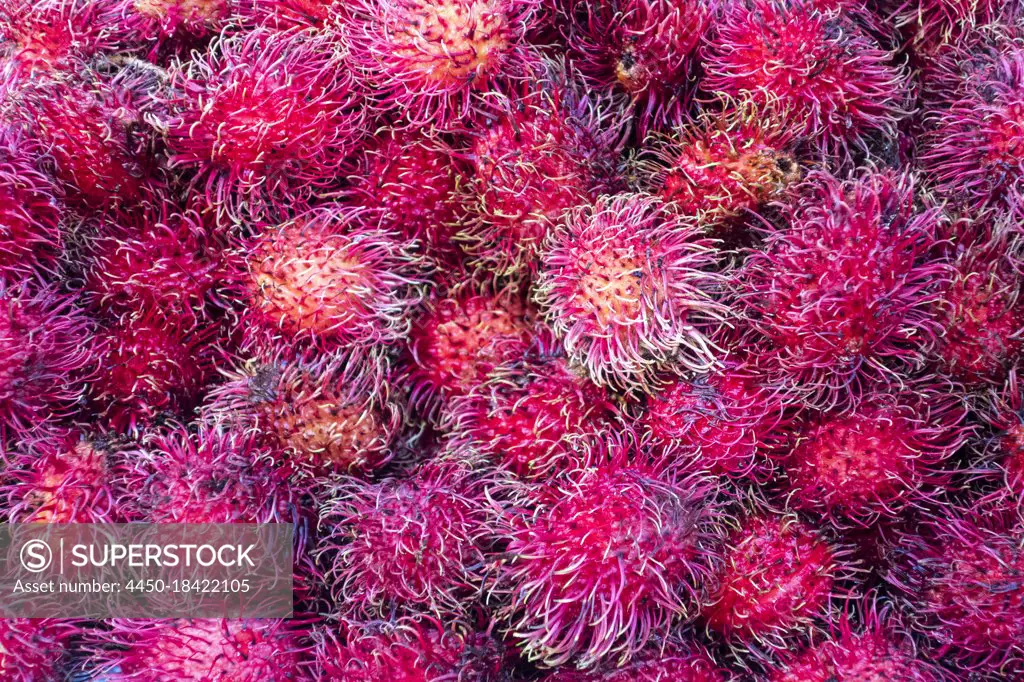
[701,0,909,158]
[339,0,541,128]
[542,643,733,681]
[0,128,62,278]
[119,0,233,52]
[164,28,364,220]
[739,171,947,407]
[493,464,724,668]
[535,193,729,392]
[0,0,122,78]
[441,352,621,478]
[318,460,495,618]
[0,618,79,682]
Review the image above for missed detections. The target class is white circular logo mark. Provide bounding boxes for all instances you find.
[20,539,52,573]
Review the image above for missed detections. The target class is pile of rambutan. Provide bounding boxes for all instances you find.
[1,0,1023,679]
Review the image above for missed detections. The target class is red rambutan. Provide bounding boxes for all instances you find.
[0,127,62,278]
[493,464,724,668]
[90,618,312,682]
[702,510,853,657]
[0,0,121,79]
[701,0,909,158]
[164,28,364,221]
[0,280,93,438]
[739,170,947,407]
[118,0,234,52]
[542,643,733,682]
[534,193,729,392]
[249,0,335,29]
[239,205,431,355]
[340,0,541,128]
[459,62,627,278]
[0,618,77,682]
[318,460,495,617]
[441,352,621,479]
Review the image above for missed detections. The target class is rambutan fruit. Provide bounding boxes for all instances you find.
[0,127,62,278]
[0,280,93,438]
[239,205,431,355]
[493,464,724,668]
[203,357,400,474]
[766,597,946,682]
[636,102,802,229]
[534,193,729,392]
[345,127,469,265]
[738,170,947,407]
[893,0,1006,58]
[701,0,909,159]
[249,0,335,29]
[339,0,541,128]
[0,428,125,523]
[882,503,1024,673]
[542,643,733,682]
[640,358,787,480]
[0,0,121,79]
[564,0,714,131]
[118,0,234,54]
[315,616,506,681]
[702,510,853,657]
[318,460,495,618]
[0,618,78,682]
[976,371,1024,503]
[87,312,220,434]
[441,352,621,479]
[782,379,969,526]
[122,425,306,524]
[89,618,312,682]
[404,284,539,411]
[163,28,364,222]
[459,63,627,278]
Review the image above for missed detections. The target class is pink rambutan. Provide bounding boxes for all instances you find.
[564,0,714,131]
[534,193,729,392]
[493,464,724,668]
[318,460,495,617]
[239,205,431,355]
[345,127,468,265]
[87,312,220,434]
[0,0,121,79]
[203,357,400,474]
[249,0,335,29]
[894,0,1006,57]
[977,371,1024,502]
[640,359,787,480]
[542,643,733,682]
[782,379,969,526]
[0,280,93,438]
[122,425,306,524]
[739,170,947,407]
[459,63,627,278]
[315,616,506,681]
[441,352,621,479]
[163,28,364,221]
[701,0,909,158]
[339,0,541,128]
[118,0,234,52]
[90,618,312,682]
[0,127,62,278]
[1,428,124,523]
[766,597,945,682]
[0,618,78,682]
[702,510,853,656]
[636,103,802,228]
[883,503,1024,673]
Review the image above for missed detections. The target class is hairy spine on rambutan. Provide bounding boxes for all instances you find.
[88,618,313,682]
[339,0,542,128]
[238,205,431,357]
[543,643,734,681]
[766,596,946,681]
[702,509,856,658]
[318,460,496,618]
[640,358,788,481]
[0,0,122,79]
[738,170,947,408]
[636,101,802,229]
[0,127,62,279]
[203,356,400,475]
[0,618,80,682]
[535,193,730,392]
[564,0,715,133]
[492,463,724,668]
[441,351,622,479]
[459,60,628,278]
[163,28,364,222]
[701,0,910,159]
[0,429,127,523]
[0,279,93,438]
[882,502,1024,674]
[118,0,234,54]
[893,0,1006,58]
[249,0,334,29]
[972,370,1024,504]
